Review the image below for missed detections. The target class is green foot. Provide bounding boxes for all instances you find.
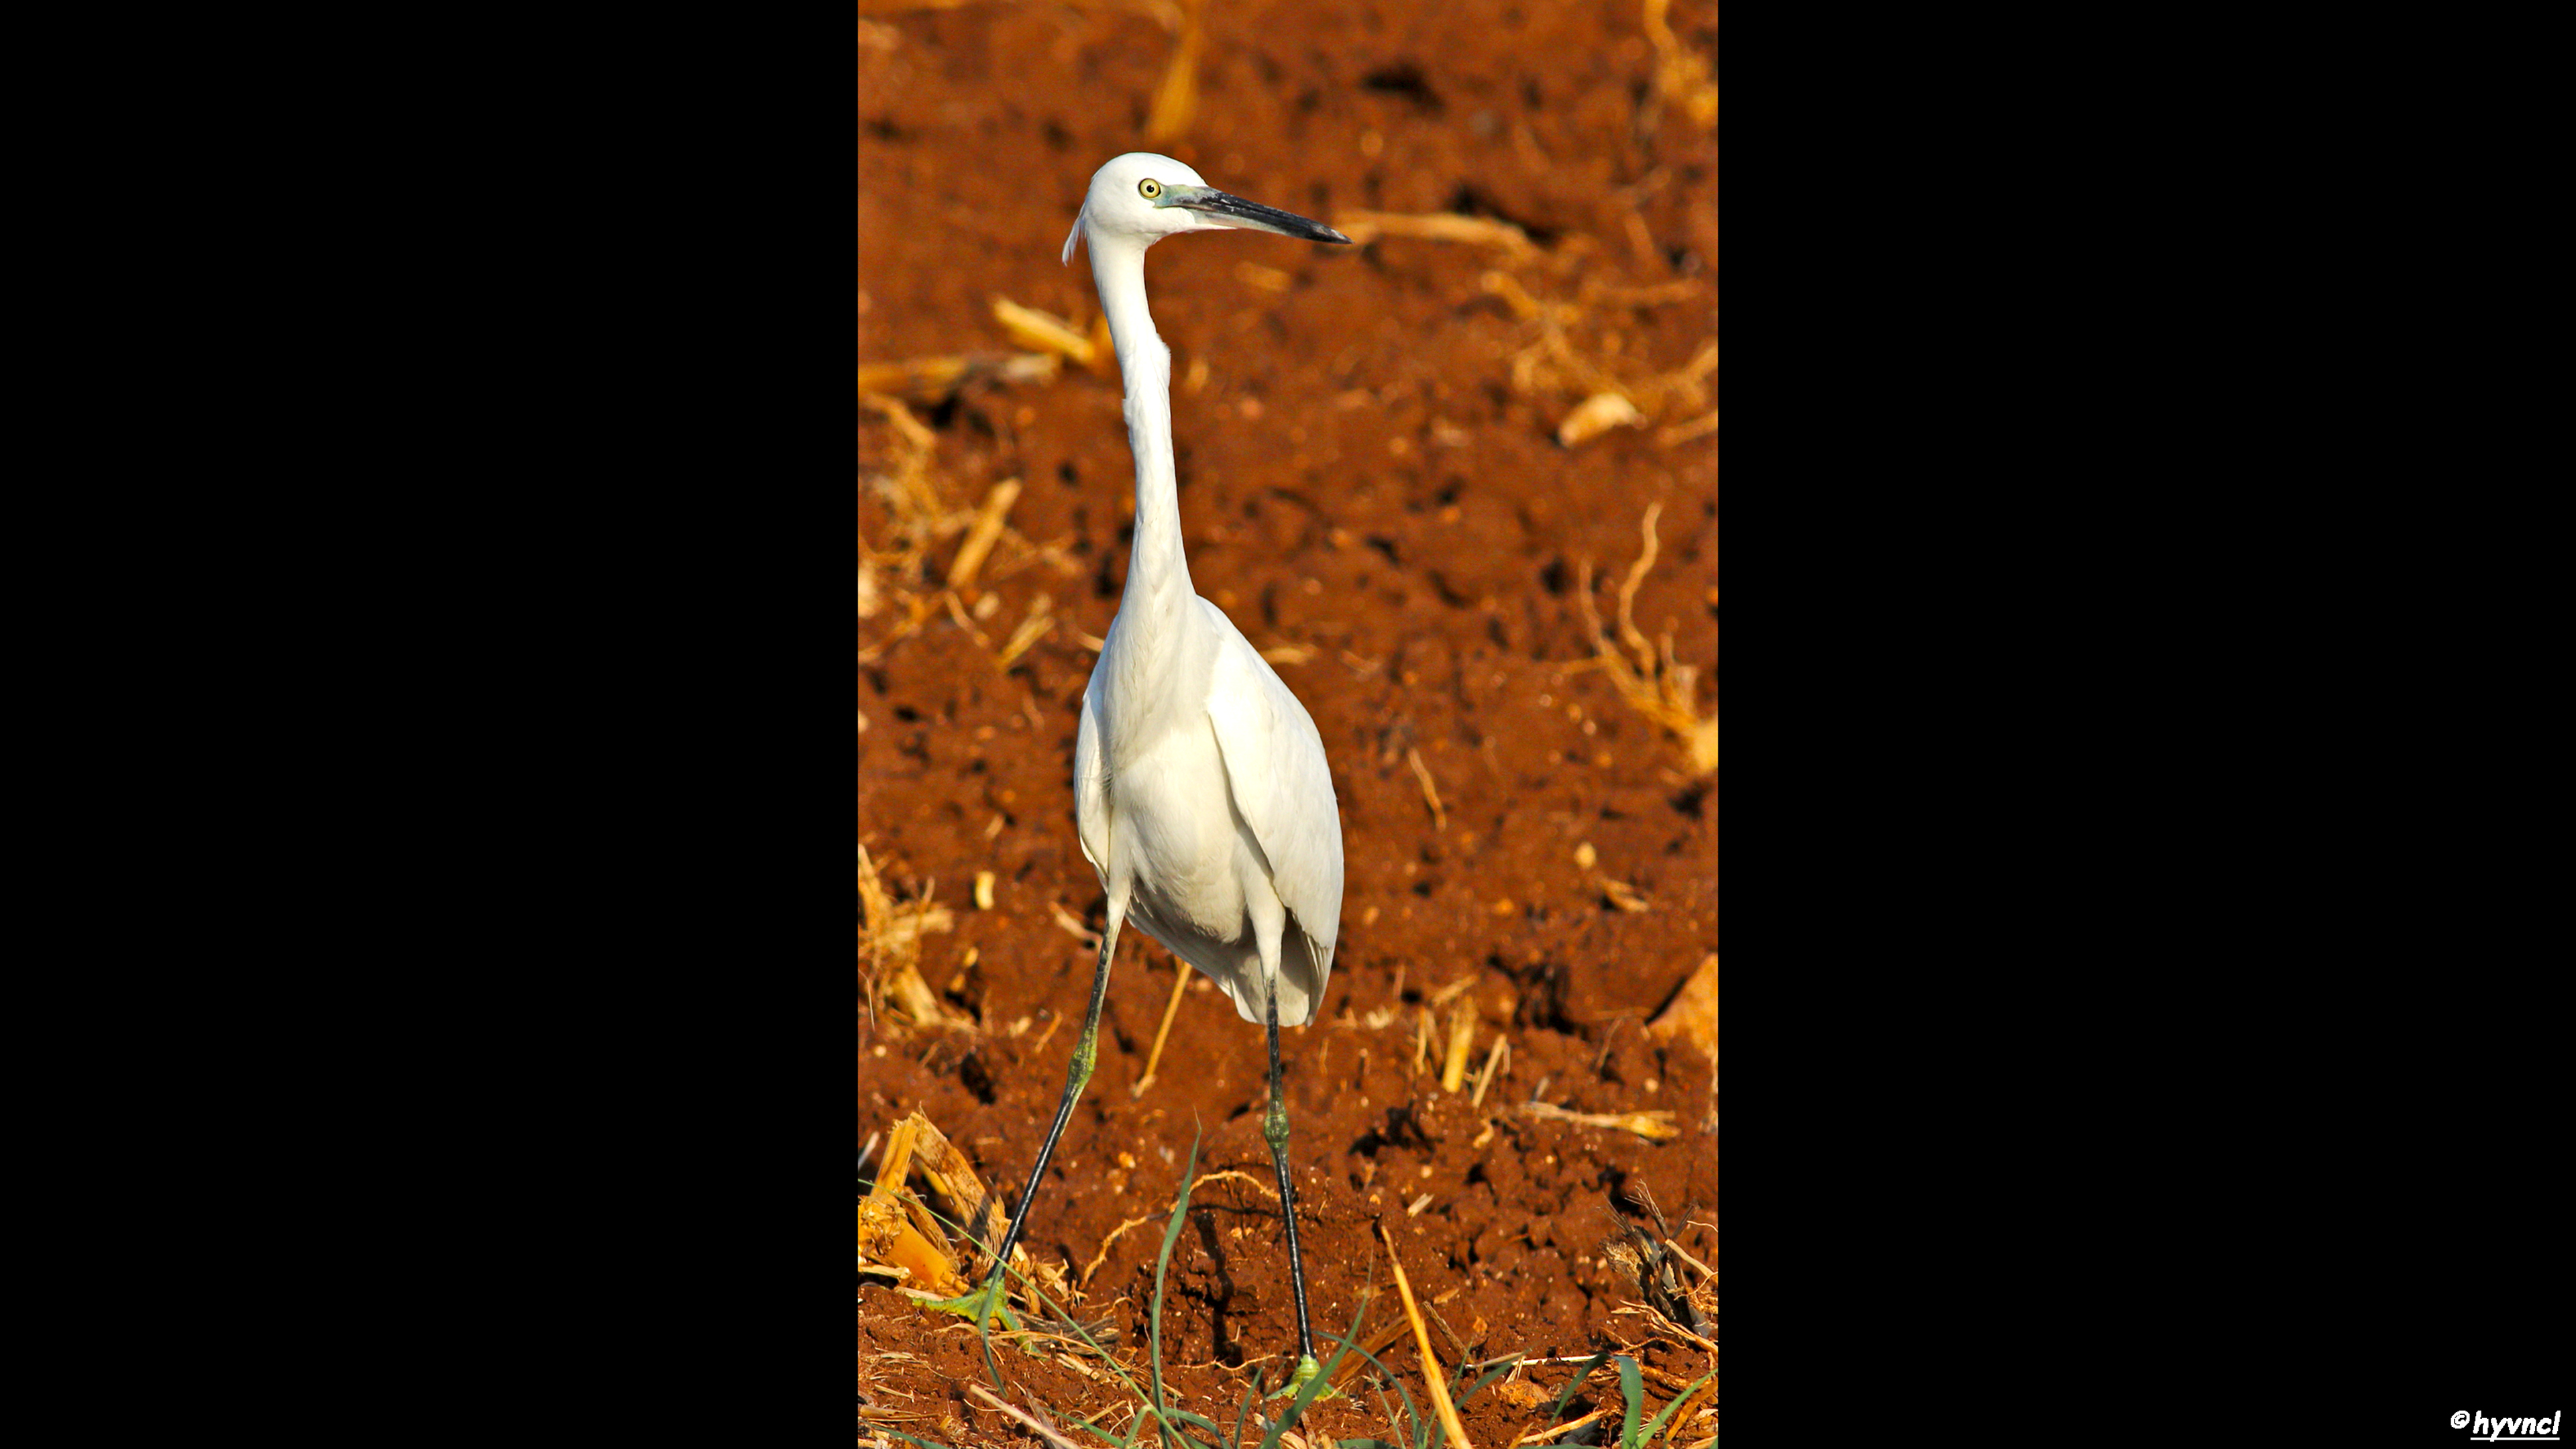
[1269,1354,1340,1401]
[922,1278,1026,1336]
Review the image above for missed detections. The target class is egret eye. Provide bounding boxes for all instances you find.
[1138,178,1162,200]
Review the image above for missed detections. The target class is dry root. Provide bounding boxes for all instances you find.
[1602,1180,1713,1336]
[1572,502,1720,774]
[1477,272,1716,450]
[859,1110,1088,1326]
[857,351,1059,405]
[1643,0,1720,131]
[857,397,1081,669]
[857,1112,976,1297]
[1143,0,1203,143]
[1336,209,1536,256]
[1517,1099,1681,1142]
[857,847,966,1032]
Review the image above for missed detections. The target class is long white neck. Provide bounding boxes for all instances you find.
[1089,232,1193,614]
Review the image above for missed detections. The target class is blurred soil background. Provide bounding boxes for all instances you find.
[860,1,1717,1443]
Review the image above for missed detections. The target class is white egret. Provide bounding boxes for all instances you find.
[939,153,1351,1393]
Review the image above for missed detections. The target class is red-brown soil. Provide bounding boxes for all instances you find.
[861,2,1717,1442]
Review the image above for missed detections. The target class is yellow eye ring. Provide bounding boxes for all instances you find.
[1138,178,1163,199]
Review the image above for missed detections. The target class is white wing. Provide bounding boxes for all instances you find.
[1073,672,1110,879]
[1199,598,1344,1015]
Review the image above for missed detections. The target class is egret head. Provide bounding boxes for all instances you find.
[1065,152,1351,264]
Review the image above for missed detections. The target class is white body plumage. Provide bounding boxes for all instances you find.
[1065,153,1346,1026]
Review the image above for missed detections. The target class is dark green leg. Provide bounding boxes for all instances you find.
[1265,973,1328,1399]
[928,912,1120,1349]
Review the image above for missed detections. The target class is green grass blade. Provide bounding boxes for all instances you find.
[904,1169,1237,1449]
[1150,1125,1205,1449]
[1320,1262,1373,1381]
[1617,1355,1644,1449]
[1550,1350,1611,1421]
[1457,1353,1523,1410]
[908,1198,1146,1403]
[1234,1365,1262,1449]
[1260,1267,1377,1449]
[1265,1354,1339,1448]
[911,1148,1196,1449]
[1635,1367,1715,1445]
[1308,1328,1424,1449]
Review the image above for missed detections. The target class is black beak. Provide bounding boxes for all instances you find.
[1168,185,1352,244]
